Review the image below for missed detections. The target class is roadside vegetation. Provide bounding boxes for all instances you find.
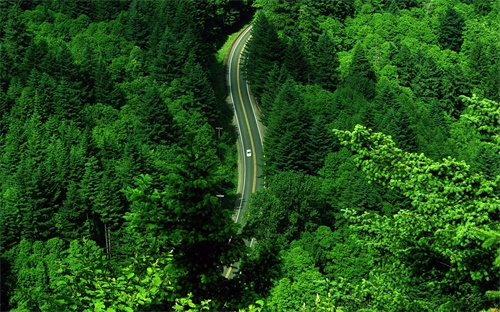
[242,0,500,311]
[1,0,500,311]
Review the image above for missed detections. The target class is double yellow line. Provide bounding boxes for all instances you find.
[237,40,257,194]
[225,30,256,279]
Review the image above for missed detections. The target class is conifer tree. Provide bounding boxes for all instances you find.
[312,31,339,92]
[306,115,335,174]
[180,57,219,125]
[438,6,465,52]
[138,84,177,145]
[260,64,290,126]
[264,78,312,176]
[126,0,153,49]
[243,12,285,98]
[345,42,377,99]
[160,145,245,303]
[284,30,311,84]
[150,26,183,85]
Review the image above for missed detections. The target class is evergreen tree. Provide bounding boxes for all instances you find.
[92,59,125,109]
[259,64,290,126]
[306,115,335,174]
[411,53,443,104]
[312,31,339,92]
[467,41,491,90]
[243,12,285,98]
[263,78,312,176]
[344,42,377,99]
[2,4,31,75]
[162,145,245,303]
[393,43,418,88]
[126,0,152,49]
[438,6,465,52]
[180,58,219,125]
[150,26,183,84]
[284,30,311,84]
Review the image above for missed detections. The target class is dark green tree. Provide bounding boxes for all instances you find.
[150,26,183,85]
[284,30,311,84]
[139,84,177,145]
[243,12,285,98]
[312,31,339,92]
[126,0,153,49]
[162,145,246,304]
[306,115,335,174]
[344,42,377,99]
[438,6,465,52]
[259,64,290,126]
[263,78,312,176]
[179,58,219,125]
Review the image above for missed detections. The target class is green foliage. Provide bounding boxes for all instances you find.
[7,238,174,312]
[0,0,251,309]
[438,6,465,52]
[312,31,340,92]
[333,124,500,309]
[242,12,285,97]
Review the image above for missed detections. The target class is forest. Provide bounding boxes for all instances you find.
[0,0,500,311]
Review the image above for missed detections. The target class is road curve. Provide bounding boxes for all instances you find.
[225,25,264,277]
[228,25,264,227]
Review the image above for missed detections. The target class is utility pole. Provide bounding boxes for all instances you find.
[216,194,224,210]
[215,127,223,160]
[215,127,223,139]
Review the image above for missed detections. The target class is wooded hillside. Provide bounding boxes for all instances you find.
[0,0,255,310]
[242,0,500,311]
[1,0,500,311]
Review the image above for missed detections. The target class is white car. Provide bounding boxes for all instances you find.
[246,149,252,157]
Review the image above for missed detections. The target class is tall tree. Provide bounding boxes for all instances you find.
[263,78,312,176]
[312,31,339,92]
[344,42,377,99]
[243,12,285,98]
[284,30,311,84]
[438,6,465,52]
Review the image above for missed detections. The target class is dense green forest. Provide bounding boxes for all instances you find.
[0,0,257,310]
[241,0,500,311]
[1,0,500,311]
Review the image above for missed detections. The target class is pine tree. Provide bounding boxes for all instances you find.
[163,145,245,302]
[441,64,470,116]
[411,53,443,104]
[349,42,377,82]
[264,78,312,176]
[140,84,177,145]
[180,59,218,125]
[93,60,125,109]
[126,0,152,49]
[467,41,491,90]
[393,44,418,88]
[312,31,339,92]
[284,30,311,84]
[345,42,377,99]
[438,6,465,52]
[260,64,290,126]
[2,4,31,74]
[150,26,183,84]
[306,115,335,173]
[243,12,286,98]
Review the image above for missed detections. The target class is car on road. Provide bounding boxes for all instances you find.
[246,149,252,157]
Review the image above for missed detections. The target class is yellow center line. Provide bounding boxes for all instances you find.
[225,34,256,279]
[225,265,232,278]
[237,42,257,194]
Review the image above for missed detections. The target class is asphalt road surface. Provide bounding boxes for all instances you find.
[225,24,264,278]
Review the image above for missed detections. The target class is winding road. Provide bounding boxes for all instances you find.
[225,25,264,277]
